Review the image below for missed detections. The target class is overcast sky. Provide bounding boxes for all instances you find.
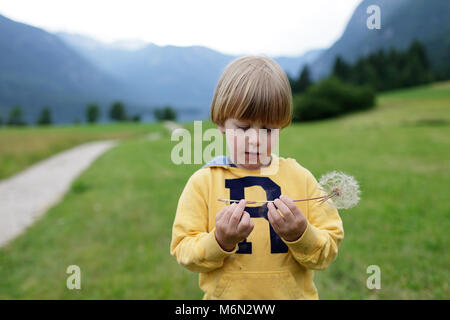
[0,0,362,57]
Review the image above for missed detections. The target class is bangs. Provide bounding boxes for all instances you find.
[228,70,291,128]
[210,56,292,128]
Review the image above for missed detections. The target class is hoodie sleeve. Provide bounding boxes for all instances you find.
[283,169,344,270]
[170,168,237,273]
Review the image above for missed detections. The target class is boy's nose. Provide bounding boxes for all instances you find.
[247,128,259,146]
[246,129,259,152]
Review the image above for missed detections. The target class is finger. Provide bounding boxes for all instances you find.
[274,198,295,223]
[222,203,237,224]
[267,202,282,231]
[280,195,303,218]
[215,205,230,223]
[229,199,247,228]
[237,211,253,234]
[247,214,255,232]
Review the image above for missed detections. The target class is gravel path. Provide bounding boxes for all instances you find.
[0,140,118,247]
[0,122,183,247]
[163,120,184,133]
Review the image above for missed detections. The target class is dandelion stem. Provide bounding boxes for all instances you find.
[217,192,337,205]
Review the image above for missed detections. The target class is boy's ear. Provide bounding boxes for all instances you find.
[218,125,225,134]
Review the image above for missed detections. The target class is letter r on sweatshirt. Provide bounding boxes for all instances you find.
[225,176,289,254]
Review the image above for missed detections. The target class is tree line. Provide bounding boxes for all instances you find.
[0,101,177,127]
[2,41,432,126]
[288,40,435,122]
[332,40,433,92]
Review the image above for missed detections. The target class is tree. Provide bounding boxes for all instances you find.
[293,65,312,93]
[292,76,375,122]
[86,103,100,124]
[37,107,52,125]
[0,115,3,126]
[409,40,429,69]
[154,105,177,121]
[131,114,141,122]
[355,60,380,90]
[331,40,433,92]
[287,73,297,91]
[7,106,26,126]
[404,40,433,85]
[332,56,351,82]
[109,101,127,121]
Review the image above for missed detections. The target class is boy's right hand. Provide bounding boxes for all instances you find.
[214,199,254,252]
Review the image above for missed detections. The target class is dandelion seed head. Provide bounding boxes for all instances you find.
[318,171,361,209]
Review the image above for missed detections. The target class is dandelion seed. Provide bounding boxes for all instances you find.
[217,170,361,210]
[318,171,361,209]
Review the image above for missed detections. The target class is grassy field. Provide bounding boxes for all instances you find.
[0,82,449,299]
[0,122,167,180]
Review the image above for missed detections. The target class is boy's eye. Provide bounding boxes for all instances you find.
[237,126,273,132]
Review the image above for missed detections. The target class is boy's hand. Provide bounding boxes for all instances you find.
[267,195,307,242]
[214,199,254,252]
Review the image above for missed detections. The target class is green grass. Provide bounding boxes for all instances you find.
[0,82,449,299]
[0,122,166,180]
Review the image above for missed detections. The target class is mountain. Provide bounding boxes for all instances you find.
[310,0,450,79]
[0,13,322,124]
[2,1,450,124]
[275,49,324,79]
[56,32,323,120]
[56,33,233,118]
[0,14,135,123]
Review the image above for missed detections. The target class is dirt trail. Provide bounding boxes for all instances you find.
[0,121,184,247]
[0,140,118,247]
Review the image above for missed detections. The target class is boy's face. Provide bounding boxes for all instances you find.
[219,118,280,170]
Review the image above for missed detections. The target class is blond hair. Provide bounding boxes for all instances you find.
[210,55,292,128]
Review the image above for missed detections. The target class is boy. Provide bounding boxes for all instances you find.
[170,56,344,299]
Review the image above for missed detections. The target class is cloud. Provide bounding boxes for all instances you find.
[0,0,361,56]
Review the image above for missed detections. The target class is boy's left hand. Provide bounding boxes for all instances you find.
[267,195,308,242]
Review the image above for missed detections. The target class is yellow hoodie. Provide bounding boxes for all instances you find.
[170,154,344,300]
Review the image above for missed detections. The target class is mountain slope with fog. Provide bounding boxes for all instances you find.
[57,32,323,119]
[310,0,450,79]
[0,14,135,123]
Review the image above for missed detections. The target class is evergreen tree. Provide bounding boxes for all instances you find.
[294,65,312,93]
[131,114,141,122]
[409,40,429,69]
[384,48,401,90]
[37,107,52,125]
[7,106,26,126]
[402,55,427,87]
[406,40,433,84]
[86,103,100,123]
[332,40,433,92]
[332,56,351,82]
[109,101,127,121]
[154,105,177,121]
[287,73,297,91]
